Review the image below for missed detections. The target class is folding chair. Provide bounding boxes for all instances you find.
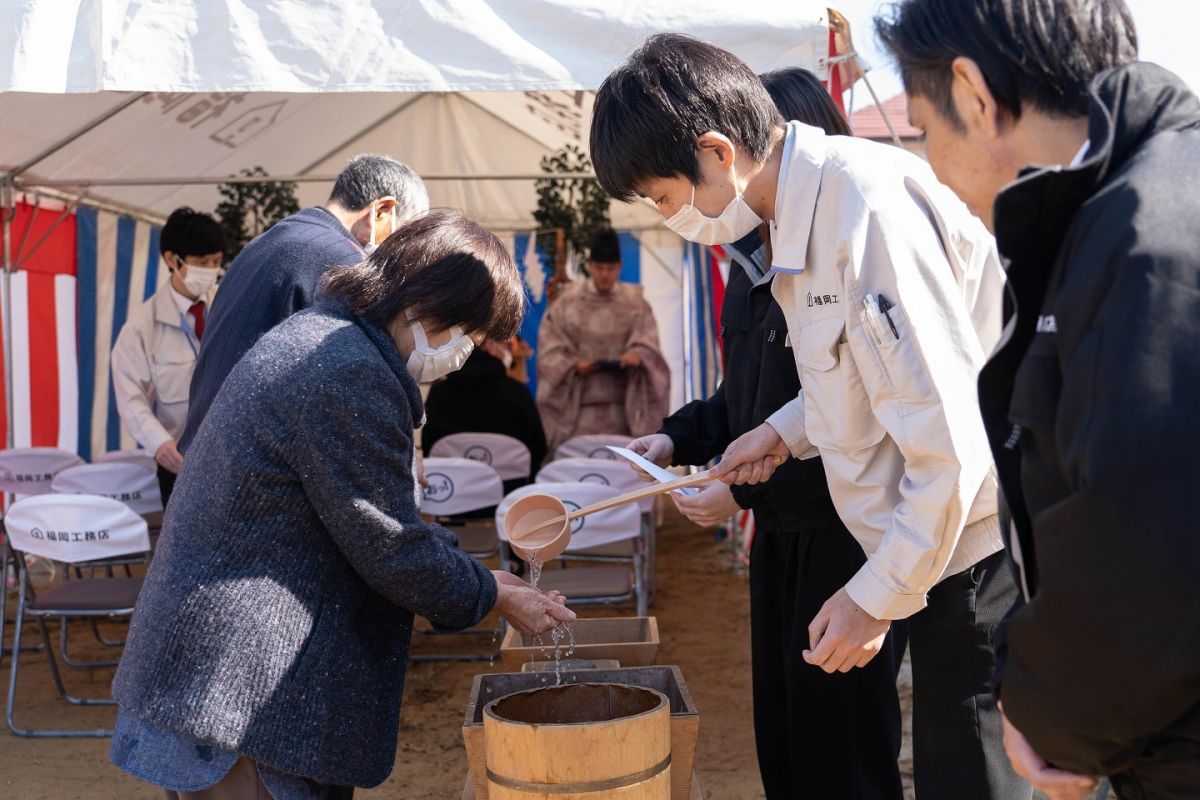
[92,452,162,535]
[94,450,157,473]
[430,432,532,489]
[497,482,646,616]
[52,463,162,517]
[51,463,162,664]
[4,493,149,737]
[412,457,506,662]
[536,457,658,604]
[0,447,84,665]
[553,433,632,462]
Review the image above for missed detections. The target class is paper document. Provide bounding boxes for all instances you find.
[606,446,700,495]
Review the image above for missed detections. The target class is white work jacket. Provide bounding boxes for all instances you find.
[765,122,1004,621]
[111,283,215,456]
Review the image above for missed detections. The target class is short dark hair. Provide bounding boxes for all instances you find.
[588,228,621,263]
[327,154,429,218]
[159,207,225,259]
[760,68,852,137]
[590,33,784,202]
[322,210,525,342]
[875,0,1137,126]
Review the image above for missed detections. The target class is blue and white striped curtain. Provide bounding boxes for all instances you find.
[75,207,163,461]
[681,241,722,403]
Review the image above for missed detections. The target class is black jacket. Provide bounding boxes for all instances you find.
[660,234,840,532]
[423,348,548,480]
[981,63,1200,775]
[179,207,363,453]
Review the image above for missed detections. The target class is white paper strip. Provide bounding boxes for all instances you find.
[605,446,699,496]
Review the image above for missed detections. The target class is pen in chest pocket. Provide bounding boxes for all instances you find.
[876,294,901,340]
[861,294,900,344]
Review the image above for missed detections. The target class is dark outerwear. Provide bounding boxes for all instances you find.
[179,207,363,453]
[423,348,548,477]
[112,299,497,788]
[982,62,1200,777]
[659,236,840,530]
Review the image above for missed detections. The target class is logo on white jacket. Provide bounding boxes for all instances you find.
[807,292,840,307]
[1036,314,1057,333]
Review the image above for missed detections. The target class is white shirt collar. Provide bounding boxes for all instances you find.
[768,122,827,275]
[168,283,198,317]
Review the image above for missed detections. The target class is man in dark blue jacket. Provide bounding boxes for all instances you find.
[880,2,1200,798]
[179,154,428,455]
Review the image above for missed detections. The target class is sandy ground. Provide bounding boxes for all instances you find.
[0,507,921,800]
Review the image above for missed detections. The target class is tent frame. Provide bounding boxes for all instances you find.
[0,35,886,453]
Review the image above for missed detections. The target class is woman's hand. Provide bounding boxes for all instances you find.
[672,481,741,528]
[492,572,576,636]
[1000,703,1099,800]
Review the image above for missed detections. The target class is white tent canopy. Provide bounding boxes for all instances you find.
[0,0,833,227]
[0,1,837,449]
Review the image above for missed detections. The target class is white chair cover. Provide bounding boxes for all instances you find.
[95,450,157,473]
[0,447,84,496]
[51,463,163,516]
[536,457,653,513]
[496,482,640,551]
[420,457,504,517]
[553,434,632,462]
[429,432,532,481]
[5,494,151,562]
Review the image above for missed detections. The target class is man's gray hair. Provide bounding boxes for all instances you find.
[328,154,430,221]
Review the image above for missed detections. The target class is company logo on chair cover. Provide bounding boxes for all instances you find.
[423,473,455,503]
[464,446,494,465]
[580,473,610,485]
[589,448,619,460]
[564,500,585,533]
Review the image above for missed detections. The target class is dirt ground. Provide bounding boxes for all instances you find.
[0,507,918,799]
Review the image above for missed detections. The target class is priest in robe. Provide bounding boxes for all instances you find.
[536,229,671,457]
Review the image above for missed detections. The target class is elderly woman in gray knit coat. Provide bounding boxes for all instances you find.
[109,211,575,800]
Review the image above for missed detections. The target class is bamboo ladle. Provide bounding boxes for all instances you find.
[504,469,718,562]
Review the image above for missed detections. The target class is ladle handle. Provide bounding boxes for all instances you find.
[567,469,717,520]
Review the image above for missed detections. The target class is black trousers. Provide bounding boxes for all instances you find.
[157,465,177,509]
[908,551,1032,800]
[749,521,906,800]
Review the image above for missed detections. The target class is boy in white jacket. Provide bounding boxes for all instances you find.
[111,208,225,504]
[590,35,1028,799]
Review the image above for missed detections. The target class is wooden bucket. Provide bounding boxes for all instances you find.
[483,683,671,799]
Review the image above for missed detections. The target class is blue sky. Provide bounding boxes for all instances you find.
[835,0,1200,113]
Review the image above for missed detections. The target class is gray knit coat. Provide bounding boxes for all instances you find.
[112,299,498,787]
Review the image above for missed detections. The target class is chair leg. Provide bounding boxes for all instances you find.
[59,615,121,668]
[1094,779,1112,799]
[0,541,42,663]
[634,554,648,618]
[90,618,127,647]
[40,618,115,706]
[6,582,110,737]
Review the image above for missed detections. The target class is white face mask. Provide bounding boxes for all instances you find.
[406,318,475,384]
[663,165,763,246]
[180,263,220,298]
[363,200,399,255]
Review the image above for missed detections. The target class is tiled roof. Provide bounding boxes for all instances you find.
[850,92,923,140]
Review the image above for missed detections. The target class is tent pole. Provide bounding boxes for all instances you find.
[5,93,148,181]
[2,177,14,450]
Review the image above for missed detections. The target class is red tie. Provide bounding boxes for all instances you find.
[188,300,206,341]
